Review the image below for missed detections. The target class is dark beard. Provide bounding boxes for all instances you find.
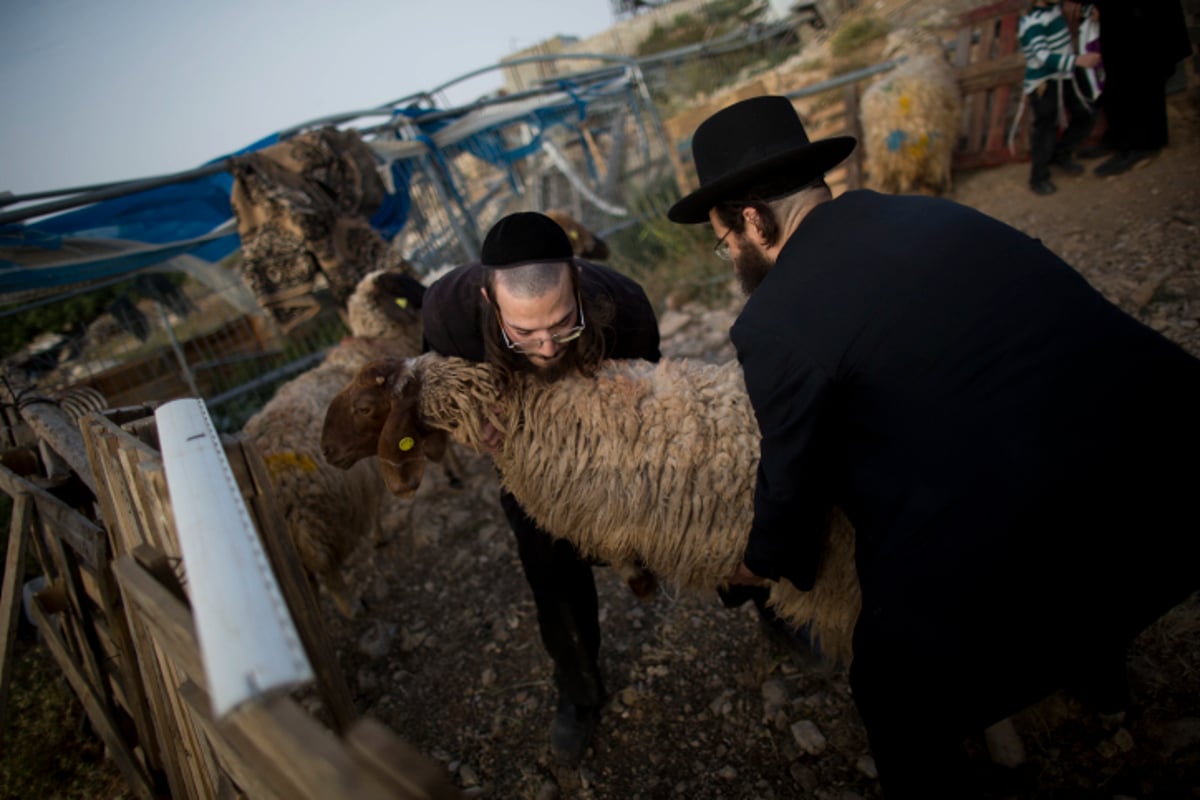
[735,245,774,296]
[513,346,581,384]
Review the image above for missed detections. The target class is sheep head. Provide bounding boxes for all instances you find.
[321,357,430,497]
[345,268,426,338]
[544,209,610,261]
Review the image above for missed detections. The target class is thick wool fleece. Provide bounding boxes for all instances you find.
[410,354,862,663]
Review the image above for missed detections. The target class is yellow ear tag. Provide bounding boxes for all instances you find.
[398,437,415,452]
[395,297,409,309]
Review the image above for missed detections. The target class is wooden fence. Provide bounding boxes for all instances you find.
[0,386,461,799]
[952,0,1032,170]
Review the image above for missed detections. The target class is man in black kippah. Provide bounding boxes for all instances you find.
[668,95,1200,797]
[422,211,661,765]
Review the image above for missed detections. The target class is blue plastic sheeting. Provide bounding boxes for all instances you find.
[0,132,280,296]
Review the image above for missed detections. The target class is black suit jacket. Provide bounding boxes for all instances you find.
[732,190,1199,692]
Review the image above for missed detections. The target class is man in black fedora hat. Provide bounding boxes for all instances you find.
[421,211,662,765]
[669,95,1200,796]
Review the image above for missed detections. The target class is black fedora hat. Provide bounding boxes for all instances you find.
[667,95,856,224]
[481,211,574,269]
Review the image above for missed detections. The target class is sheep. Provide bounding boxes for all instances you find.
[320,353,862,663]
[859,27,961,196]
[242,268,458,618]
[543,208,610,260]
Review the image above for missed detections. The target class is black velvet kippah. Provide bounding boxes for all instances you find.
[480,211,574,268]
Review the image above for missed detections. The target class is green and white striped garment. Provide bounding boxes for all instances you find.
[1018,2,1079,95]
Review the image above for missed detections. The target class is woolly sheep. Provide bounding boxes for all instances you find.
[859,28,961,196]
[320,353,861,663]
[242,268,457,618]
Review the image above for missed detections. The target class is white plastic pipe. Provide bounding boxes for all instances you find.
[156,398,314,718]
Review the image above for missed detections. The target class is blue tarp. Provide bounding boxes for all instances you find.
[1,80,612,300]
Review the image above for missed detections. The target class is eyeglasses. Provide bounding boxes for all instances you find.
[494,289,586,354]
[713,228,734,261]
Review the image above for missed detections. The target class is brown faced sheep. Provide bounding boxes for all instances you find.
[242,269,457,618]
[321,353,861,663]
[859,28,962,196]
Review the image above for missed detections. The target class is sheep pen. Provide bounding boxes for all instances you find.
[321,353,862,664]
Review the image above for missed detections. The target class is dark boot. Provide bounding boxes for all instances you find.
[550,693,605,765]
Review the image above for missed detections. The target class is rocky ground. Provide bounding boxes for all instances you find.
[305,94,1200,800]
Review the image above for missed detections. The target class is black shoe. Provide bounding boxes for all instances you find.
[1077,142,1114,160]
[1051,157,1085,175]
[550,697,603,765]
[1030,180,1057,196]
[1094,149,1159,177]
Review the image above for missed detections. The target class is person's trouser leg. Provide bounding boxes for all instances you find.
[1029,86,1058,184]
[850,652,979,796]
[500,491,604,706]
[1055,77,1096,160]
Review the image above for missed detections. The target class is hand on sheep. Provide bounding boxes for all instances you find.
[727,561,768,587]
[480,417,504,453]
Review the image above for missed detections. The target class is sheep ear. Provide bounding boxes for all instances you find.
[376,377,426,496]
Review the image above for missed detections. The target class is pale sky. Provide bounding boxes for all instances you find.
[0,0,618,197]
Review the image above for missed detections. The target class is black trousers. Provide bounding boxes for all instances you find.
[1030,77,1095,183]
[1100,67,1172,153]
[500,491,606,707]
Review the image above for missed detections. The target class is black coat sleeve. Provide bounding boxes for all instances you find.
[733,321,835,591]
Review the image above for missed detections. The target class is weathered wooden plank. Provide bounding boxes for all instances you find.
[117,551,216,800]
[221,696,399,800]
[30,596,157,800]
[42,515,111,711]
[110,550,196,800]
[982,14,1021,155]
[0,493,32,746]
[0,462,105,570]
[18,400,95,492]
[962,0,1025,26]
[82,413,164,558]
[132,550,218,800]
[966,19,998,152]
[233,437,357,733]
[178,679,291,800]
[95,548,164,774]
[345,717,463,800]
[114,553,203,688]
[956,52,1024,93]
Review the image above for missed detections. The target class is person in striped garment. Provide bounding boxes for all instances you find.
[1018,1,1101,195]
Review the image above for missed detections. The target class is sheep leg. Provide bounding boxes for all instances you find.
[439,442,465,489]
[322,569,363,620]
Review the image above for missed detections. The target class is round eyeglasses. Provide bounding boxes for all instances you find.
[713,228,734,261]
[494,289,586,354]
